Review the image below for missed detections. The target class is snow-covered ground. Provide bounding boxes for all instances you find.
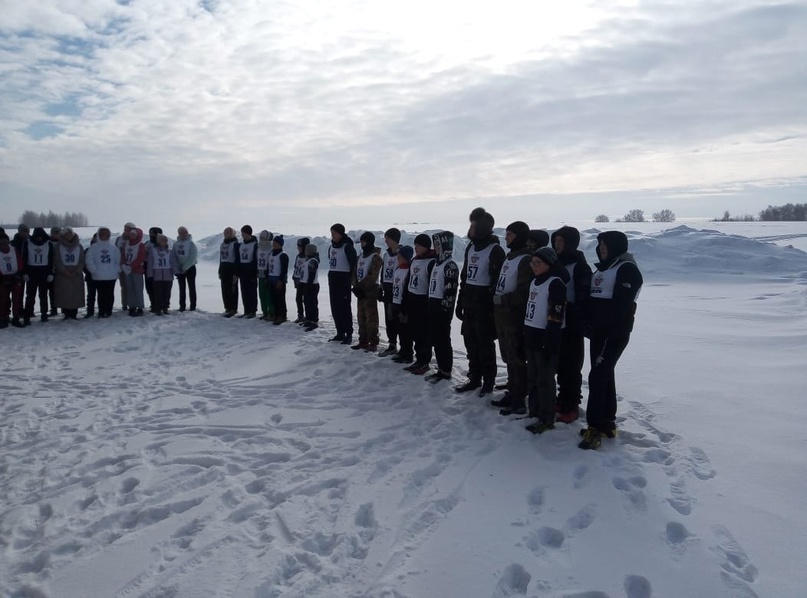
[1,223,806,597]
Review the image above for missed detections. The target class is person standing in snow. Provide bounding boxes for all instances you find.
[173,226,198,312]
[292,238,310,324]
[403,234,437,375]
[327,223,357,344]
[237,225,259,319]
[490,221,535,414]
[579,231,643,450]
[219,227,240,317]
[53,227,85,320]
[256,230,275,321]
[378,228,402,357]
[300,241,320,331]
[121,227,147,317]
[424,231,459,383]
[455,208,506,397]
[0,232,26,328]
[351,232,383,351]
[551,226,592,423]
[48,226,61,316]
[527,229,549,252]
[267,234,289,324]
[523,247,568,435]
[116,222,135,312]
[147,234,179,315]
[83,232,98,318]
[22,227,55,325]
[390,245,415,365]
[85,227,121,318]
[144,226,162,313]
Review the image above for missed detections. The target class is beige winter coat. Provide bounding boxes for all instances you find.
[53,233,86,309]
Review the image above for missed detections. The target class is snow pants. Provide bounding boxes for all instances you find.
[268,277,286,321]
[557,311,586,412]
[328,271,353,337]
[302,282,319,323]
[24,270,50,318]
[382,282,398,346]
[429,301,453,375]
[494,304,528,401]
[526,348,559,423]
[356,292,380,345]
[586,332,630,433]
[258,277,275,318]
[176,266,197,311]
[0,279,24,322]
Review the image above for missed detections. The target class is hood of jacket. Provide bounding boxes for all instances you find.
[596,230,632,269]
[432,231,454,262]
[128,228,144,245]
[551,226,581,254]
[30,227,49,245]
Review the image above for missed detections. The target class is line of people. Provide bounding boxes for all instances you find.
[0,223,198,325]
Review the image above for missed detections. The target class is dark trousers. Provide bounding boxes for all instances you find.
[24,271,50,318]
[268,278,287,319]
[85,275,97,314]
[408,295,432,365]
[294,284,305,319]
[494,305,528,400]
[96,279,116,316]
[557,317,586,411]
[429,301,453,374]
[0,280,24,321]
[382,283,398,345]
[177,265,197,310]
[145,276,154,309]
[153,279,173,311]
[526,349,559,423]
[586,333,630,433]
[302,283,319,322]
[461,308,498,385]
[329,271,353,336]
[48,278,56,314]
[239,275,258,315]
[220,271,239,311]
[391,304,413,359]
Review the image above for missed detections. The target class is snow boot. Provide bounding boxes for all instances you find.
[526,420,555,435]
[454,379,481,393]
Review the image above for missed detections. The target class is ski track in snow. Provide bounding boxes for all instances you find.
[0,308,762,597]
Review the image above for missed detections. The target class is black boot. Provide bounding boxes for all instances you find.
[454,379,481,393]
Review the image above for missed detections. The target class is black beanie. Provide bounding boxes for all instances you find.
[470,208,495,238]
[528,229,549,248]
[360,231,376,245]
[297,237,310,247]
[398,245,414,262]
[414,233,431,249]
[384,228,401,243]
[241,225,252,235]
[330,223,346,236]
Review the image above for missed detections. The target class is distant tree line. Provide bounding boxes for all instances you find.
[712,210,755,222]
[758,203,807,221]
[609,209,676,223]
[19,210,89,228]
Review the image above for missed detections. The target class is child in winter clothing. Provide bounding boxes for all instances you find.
[121,228,147,316]
[85,227,121,318]
[351,232,383,351]
[145,226,163,312]
[328,223,357,344]
[219,227,239,317]
[0,232,25,328]
[237,225,259,318]
[173,226,198,311]
[22,226,54,325]
[300,242,320,331]
[256,230,275,321]
[147,234,179,314]
[53,227,85,320]
[425,231,459,383]
[390,245,414,364]
[379,228,402,357]
[578,231,643,450]
[403,234,436,375]
[292,238,310,323]
[48,226,61,315]
[551,226,592,423]
[267,235,290,324]
[116,222,135,311]
[523,247,568,435]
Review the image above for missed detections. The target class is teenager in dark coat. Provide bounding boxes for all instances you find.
[219,227,240,317]
[327,223,357,344]
[22,227,54,325]
[425,231,459,383]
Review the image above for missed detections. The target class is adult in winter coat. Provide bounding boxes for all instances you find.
[173,226,198,312]
[11,224,30,252]
[425,231,459,383]
[116,222,135,311]
[53,227,86,319]
[390,245,414,363]
[147,234,179,314]
[85,227,121,318]
[256,230,275,320]
[121,227,147,316]
[523,247,569,435]
[455,207,506,396]
[491,221,535,414]
[351,232,383,351]
[300,242,320,331]
[404,234,437,374]
[292,237,310,323]
[22,226,55,325]
[0,232,25,328]
[551,226,593,423]
[327,223,357,344]
[267,235,290,324]
[219,227,240,317]
[378,228,402,357]
[237,225,259,318]
[579,231,643,450]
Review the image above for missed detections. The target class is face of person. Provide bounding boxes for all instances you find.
[242,232,253,242]
[384,236,397,248]
[505,230,516,246]
[129,229,138,240]
[531,257,549,276]
[177,227,188,240]
[467,221,477,240]
[415,244,428,257]
[554,236,565,255]
[331,230,342,243]
[224,228,235,240]
[598,240,608,260]
[99,230,110,241]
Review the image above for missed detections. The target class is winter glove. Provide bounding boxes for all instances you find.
[46,275,54,283]
[121,265,132,275]
[455,304,464,321]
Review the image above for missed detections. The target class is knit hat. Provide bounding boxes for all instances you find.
[50,226,62,236]
[414,233,431,249]
[241,225,253,235]
[384,228,402,243]
[297,237,310,247]
[360,231,376,246]
[469,207,495,238]
[528,229,549,248]
[330,223,346,236]
[533,246,558,267]
[124,222,136,230]
[398,245,414,262]
[273,234,285,247]
[305,243,318,258]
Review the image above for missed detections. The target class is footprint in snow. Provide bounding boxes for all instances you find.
[624,574,653,598]
[491,563,531,597]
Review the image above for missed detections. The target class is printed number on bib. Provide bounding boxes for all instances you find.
[467,265,479,279]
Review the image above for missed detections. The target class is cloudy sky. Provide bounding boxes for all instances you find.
[1,0,805,234]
